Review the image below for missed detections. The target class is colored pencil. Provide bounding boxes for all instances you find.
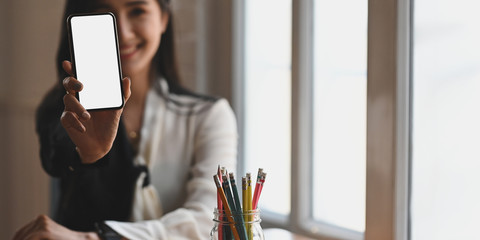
[220,167,230,239]
[251,169,262,209]
[252,171,266,209]
[217,166,223,240]
[242,176,247,221]
[223,173,247,240]
[230,172,248,240]
[246,173,253,240]
[222,172,236,211]
[229,172,243,212]
[214,175,240,240]
[214,167,266,240]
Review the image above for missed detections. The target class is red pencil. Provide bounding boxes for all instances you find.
[216,165,223,240]
[252,169,266,209]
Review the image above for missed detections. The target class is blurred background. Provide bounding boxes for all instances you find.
[0,1,63,238]
[3,0,480,239]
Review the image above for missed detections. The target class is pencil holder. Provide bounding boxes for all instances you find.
[210,208,264,240]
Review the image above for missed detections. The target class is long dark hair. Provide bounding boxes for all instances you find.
[55,0,182,93]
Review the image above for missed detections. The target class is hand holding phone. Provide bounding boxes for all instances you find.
[61,13,131,163]
[61,60,131,163]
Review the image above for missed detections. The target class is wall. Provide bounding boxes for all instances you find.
[0,1,64,239]
[172,0,233,101]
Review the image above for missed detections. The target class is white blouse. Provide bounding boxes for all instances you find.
[106,80,238,240]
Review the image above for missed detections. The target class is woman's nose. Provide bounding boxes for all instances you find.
[116,15,134,43]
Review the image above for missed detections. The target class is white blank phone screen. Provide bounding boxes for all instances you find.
[70,14,123,110]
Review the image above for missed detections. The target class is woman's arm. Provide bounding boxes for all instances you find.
[36,85,78,177]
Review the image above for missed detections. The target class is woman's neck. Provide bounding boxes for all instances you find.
[127,68,152,107]
[122,67,153,142]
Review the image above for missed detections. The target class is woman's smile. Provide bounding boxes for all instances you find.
[120,44,140,60]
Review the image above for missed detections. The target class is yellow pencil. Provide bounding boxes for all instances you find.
[246,173,253,240]
[214,175,241,240]
[242,176,247,222]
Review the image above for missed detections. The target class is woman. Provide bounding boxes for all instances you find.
[13,0,237,239]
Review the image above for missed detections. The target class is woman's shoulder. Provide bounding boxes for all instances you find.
[156,79,233,116]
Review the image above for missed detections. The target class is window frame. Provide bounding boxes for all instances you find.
[365,0,411,239]
[395,0,412,239]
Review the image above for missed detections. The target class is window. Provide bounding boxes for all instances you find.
[411,0,480,239]
[236,0,367,238]
[232,0,479,239]
[242,0,292,216]
[313,0,367,233]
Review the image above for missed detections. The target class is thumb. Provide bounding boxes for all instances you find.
[122,77,131,103]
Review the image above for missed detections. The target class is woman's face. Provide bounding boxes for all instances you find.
[94,0,168,77]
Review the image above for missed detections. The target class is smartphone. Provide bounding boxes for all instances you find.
[67,12,124,111]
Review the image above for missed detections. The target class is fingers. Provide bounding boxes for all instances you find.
[63,76,83,95]
[63,93,90,120]
[62,60,82,96]
[62,60,74,76]
[122,77,131,103]
[12,220,34,240]
[12,215,49,240]
[62,93,90,133]
[61,65,89,134]
[61,111,87,133]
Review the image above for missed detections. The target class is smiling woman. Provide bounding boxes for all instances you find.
[11,0,238,239]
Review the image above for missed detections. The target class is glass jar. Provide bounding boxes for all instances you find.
[210,208,264,240]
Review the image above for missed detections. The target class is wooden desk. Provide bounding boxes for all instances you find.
[264,228,316,240]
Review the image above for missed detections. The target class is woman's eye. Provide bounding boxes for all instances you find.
[130,8,145,16]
